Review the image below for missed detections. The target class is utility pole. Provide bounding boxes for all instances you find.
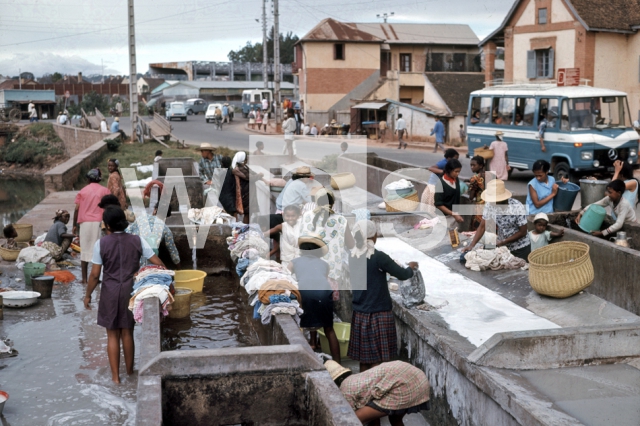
[19,68,21,89]
[127,0,139,142]
[262,0,268,89]
[273,0,281,126]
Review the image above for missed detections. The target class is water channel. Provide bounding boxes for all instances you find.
[0,176,45,227]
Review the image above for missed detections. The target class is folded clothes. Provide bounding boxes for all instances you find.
[259,280,302,304]
[133,273,173,293]
[269,294,291,304]
[129,285,174,323]
[384,179,414,191]
[260,302,304,325]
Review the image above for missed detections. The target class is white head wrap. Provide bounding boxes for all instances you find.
[231,151,247,169]
[351,220,376,259]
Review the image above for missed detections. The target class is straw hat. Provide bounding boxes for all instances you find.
[330,119,337,125]
[125,210,136,223]
[195,143,216,152]
[115,117,120,122]
[534,213,549,224]
[298,232,329,256]
[312,123,317,127]
[294,166,314,177]
[324,360,352,383]
[495,131,504,137]
[481,179,512,203]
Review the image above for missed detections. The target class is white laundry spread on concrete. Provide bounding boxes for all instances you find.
[376,238,560,347]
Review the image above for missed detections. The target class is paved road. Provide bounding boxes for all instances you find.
[108,116,535,195]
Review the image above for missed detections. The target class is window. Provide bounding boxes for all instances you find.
[428,53,444,71]
[539,98,559,128]
[334,43,345,60]
[538,8,548,24]
[498,98,515,125]
[566,97,631,129]
[400,54,412,72]
[516,97,536,126]
[527,49,554,79]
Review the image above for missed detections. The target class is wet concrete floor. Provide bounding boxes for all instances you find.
[162,274,260,351]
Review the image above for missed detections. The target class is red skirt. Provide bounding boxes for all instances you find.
[347,310,397,364]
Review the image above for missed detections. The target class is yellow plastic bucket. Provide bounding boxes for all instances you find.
[318,322,351,359]
[168,287,192,319]
[173,270,207,293]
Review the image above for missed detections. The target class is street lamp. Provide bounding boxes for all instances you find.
[376,12,394,23]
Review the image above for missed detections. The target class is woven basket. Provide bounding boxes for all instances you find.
[330,172,356,190]
[528,242,594,298]
[0,242,29,261]
[474,147,494,160]
[385,192,419,212]
[14,224,33,243]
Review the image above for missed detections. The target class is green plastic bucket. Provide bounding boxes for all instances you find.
[579,204,606,233]
[23,262,46,286]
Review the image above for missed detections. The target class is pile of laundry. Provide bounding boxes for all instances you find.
[236,257,303,325]
[129,265,176,323]
[227,223,269,262]
[463,246,528,272]
[384,179,416,201]
[414,217,440,230]
[188,206,234,225]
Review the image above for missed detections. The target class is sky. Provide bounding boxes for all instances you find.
[0,0,514,78]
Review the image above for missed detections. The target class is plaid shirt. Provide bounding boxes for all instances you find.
[199,155,222,183]
[340,361,430,411]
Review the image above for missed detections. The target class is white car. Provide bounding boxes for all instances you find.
[205,103,223,123]
[166,102,187,121]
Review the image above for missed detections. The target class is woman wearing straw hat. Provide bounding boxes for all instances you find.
[484,131,510,180]
[288,232,341,361]
[325,360,430,426]
[349,220,417,372]
[462,179,531,261]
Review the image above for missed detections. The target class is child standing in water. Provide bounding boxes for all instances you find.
[265,204,302,268]
[529,213,564,251]
[288,232,341,362]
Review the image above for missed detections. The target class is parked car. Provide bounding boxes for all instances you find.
[166,102,187,121]
[184,98,208,115]
[205,103,223,123]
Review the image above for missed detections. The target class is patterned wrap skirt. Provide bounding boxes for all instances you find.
[347,310,397,364]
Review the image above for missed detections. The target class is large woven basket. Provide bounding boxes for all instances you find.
[0,242,29,261]
[385,192,419,212]
[474,147,494,160]
[14,224,33,243]
[330,172,356,190]
[528,242,594,298]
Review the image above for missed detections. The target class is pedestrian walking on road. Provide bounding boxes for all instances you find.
[283,108,297,162]
[379,119,387,142]
[431,117,445,153]
[484,131,510,180]
[395,114,407,149]
[458,124,466,145]
[28,101,38,123]
[249,108,257,129]
[222,103,230,124]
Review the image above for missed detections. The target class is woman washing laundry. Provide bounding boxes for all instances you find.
[325,360,430,426]
[348,220,417,373]
[576,179,637,237]
[84,206,165,384]
[612,160,639,207]
[219,152,264,224]
[42,209,76,261]
[434,159,464,224]
[526,160,569,215]
[107,159,127,209]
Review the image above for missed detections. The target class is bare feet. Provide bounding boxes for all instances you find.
[112,376,121,384]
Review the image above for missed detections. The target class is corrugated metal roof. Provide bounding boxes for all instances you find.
[167,81,295,89]
[352,102,388,109]
[355,23,479,45]
[300,18,384,42]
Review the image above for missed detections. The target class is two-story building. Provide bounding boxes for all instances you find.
[293,18,484,141]
[481,0,640,117]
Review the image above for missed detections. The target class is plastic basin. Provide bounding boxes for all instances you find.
[168,287,193,319]
[32,276,55,299]
[23,262,46,286]
[318,322,351,359]
[0,391,8,416]
[579,204,606,233]
[173,270,207,293]
[554,182,580,212]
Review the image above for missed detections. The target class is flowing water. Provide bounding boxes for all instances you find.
[0,176,45,227]
[162,274,260,351]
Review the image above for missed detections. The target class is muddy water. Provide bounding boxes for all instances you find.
[162,273,260,351]
[0,177,45,227]
[0,267,138,425]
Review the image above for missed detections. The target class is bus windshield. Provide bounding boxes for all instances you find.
[563,96,630,130]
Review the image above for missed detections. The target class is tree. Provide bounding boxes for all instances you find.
[52,72,63,83]
[227,29,299,64]
[80,91,110,114]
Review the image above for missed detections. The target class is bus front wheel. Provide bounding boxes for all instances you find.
[553,161,574,182]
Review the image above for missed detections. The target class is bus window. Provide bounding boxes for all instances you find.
[516,98,535,126]
[491,98,502,124]
[254,94,261,103]
[539,98,559,128]
[243,93,251,103]
[561,100,570,131]
[498,98,515,125]
[470,97,481,124]
[480,97,491,123]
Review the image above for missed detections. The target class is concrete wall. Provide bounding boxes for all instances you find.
[52,123,115,157]
[43,140,108,195]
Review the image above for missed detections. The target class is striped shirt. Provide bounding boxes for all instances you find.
[340,361,430,411]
